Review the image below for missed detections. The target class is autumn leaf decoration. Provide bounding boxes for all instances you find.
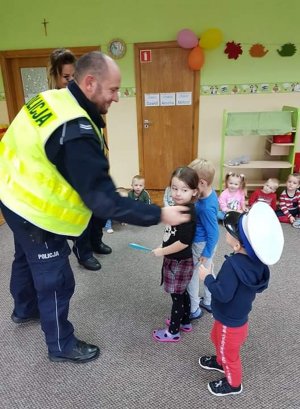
[224,41,243,59]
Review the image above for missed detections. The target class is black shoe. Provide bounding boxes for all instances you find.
[208,377,243,396]
[199,355,224,373]
[48,340,100,364]
[199,297,212,313]
[92,241,112,255]
[78,256,101,271]
[11,312,40,324]
[189,307,203,321]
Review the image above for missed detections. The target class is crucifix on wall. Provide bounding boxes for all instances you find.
[41,18,49,36]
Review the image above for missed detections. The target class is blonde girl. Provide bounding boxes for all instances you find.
[218,172,247,221]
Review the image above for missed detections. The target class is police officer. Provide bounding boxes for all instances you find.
[0,51,190,364]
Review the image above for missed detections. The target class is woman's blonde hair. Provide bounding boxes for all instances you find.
[48,48,76,89]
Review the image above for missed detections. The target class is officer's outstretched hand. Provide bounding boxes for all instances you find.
[161,205,190,226]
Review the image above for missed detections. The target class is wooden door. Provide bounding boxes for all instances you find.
[0,46,99,122]
[134,41,200,189]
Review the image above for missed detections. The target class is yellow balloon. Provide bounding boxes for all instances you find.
[199,28,223,49]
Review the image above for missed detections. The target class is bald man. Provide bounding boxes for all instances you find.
[0,52,190,364]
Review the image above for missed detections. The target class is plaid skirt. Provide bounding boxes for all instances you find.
[162,257,193,294]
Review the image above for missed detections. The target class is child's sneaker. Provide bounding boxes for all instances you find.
[208,377,243,396]
[199,355,224,373]
[199,297,212,313]
[152,328,181,343]
[180,323,192,332]
[292,219,300,228]
[189,307,203,321]
[165,318,192,333]
[105,219,113,233]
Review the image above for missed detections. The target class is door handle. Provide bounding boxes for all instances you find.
[143,119,152,128]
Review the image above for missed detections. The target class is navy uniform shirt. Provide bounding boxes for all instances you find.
[45,81,161,227]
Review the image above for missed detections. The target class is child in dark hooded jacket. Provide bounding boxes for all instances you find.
[198,210,270,397]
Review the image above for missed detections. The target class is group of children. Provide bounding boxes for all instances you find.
[149,159,283,397]
[104,165,287,397]
[218,171,300,227]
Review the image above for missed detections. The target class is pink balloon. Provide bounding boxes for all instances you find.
[177,29,198,49]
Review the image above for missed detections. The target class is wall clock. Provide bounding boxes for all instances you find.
[107,39,127,59]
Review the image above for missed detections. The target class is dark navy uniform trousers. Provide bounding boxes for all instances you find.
[72,215,106,261]
[1,202,77,355]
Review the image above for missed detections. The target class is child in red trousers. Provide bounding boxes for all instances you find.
[198,202,283,396]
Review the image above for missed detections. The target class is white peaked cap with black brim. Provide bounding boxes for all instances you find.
[224,202,284,265]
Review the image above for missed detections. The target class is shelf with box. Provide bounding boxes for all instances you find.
[219,106,300,192]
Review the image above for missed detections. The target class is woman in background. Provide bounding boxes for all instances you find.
[48,48,76,89]
[47,48,112,271]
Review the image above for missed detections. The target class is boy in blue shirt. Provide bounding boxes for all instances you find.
[187,159,219,319]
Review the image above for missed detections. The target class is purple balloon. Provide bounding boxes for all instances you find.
[177,29,198,49]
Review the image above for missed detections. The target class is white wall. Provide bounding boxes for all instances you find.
[107,93,300,190]
[1,93,299,191]
[0,101,9,123]
[106,98,139,188]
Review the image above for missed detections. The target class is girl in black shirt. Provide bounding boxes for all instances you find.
[152,167,198,342]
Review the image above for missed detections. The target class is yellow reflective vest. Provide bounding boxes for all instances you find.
[0,89,102,236]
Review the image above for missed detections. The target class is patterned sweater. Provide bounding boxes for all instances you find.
[278,189,300,217]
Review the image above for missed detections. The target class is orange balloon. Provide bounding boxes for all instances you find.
[188,46,205,70]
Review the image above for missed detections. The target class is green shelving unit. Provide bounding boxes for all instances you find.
[219,106,300,192]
